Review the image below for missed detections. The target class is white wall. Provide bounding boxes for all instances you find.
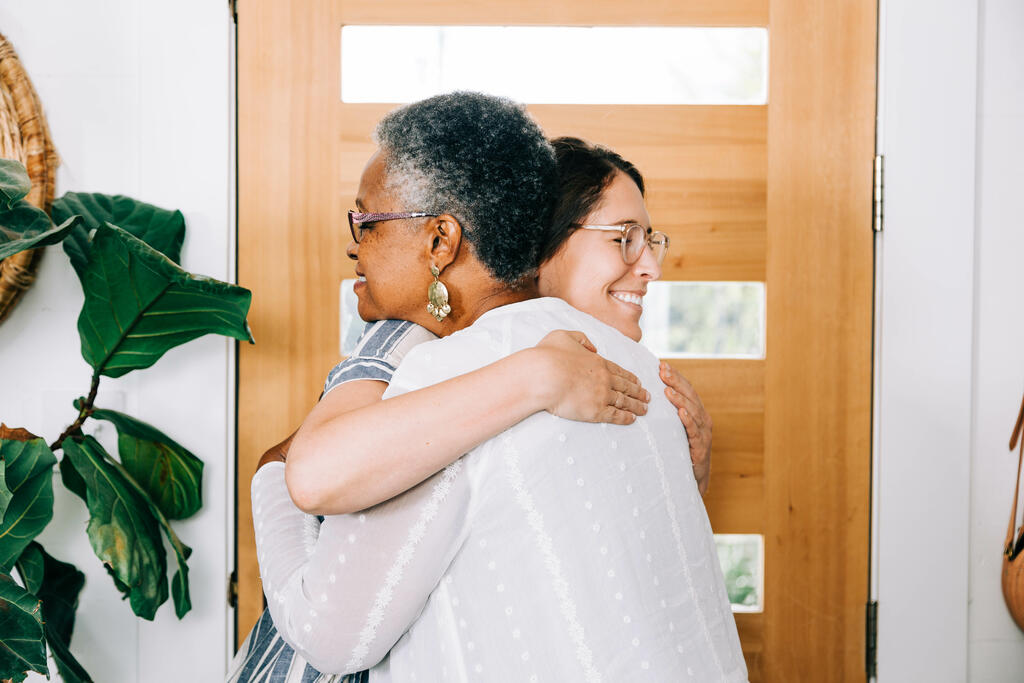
[0,3,234,681]
[968,1,1024,680]
[876,0,1024,681]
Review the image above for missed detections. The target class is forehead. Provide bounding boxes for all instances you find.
[355,149,391,208]
[585,171,651,226]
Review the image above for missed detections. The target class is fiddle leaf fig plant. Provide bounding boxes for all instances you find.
[0,159,253,682]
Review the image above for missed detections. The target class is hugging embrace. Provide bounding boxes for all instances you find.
[230,92,747,683]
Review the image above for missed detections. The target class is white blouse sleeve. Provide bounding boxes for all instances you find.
[251,460,470,673]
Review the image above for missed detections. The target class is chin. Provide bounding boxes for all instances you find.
[611,318,643,342]
[355,299,380,324]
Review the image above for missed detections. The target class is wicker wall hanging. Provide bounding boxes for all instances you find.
[0,32,58,325]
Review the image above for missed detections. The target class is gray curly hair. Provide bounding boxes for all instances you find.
[373,92,556,285]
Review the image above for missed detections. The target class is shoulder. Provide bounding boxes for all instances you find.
[323,320,437,397]
[351,319,437,362]
[501,298,661,378]
[384,323,505,397]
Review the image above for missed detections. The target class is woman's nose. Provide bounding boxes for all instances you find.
[634,241,662,281]
[346,240,358,261]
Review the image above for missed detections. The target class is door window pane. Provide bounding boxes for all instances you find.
[341,26,768,105]
[714,534,764,612]
[339,279,364,356]
[639,281,765,358]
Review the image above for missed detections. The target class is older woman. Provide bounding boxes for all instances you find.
[230,93,741,683]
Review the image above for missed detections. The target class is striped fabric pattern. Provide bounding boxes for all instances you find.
[323,320,437,397]
[227,610,368,683]
[227,319,436,683]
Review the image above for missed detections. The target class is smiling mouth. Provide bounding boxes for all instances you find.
[611,292,643,307]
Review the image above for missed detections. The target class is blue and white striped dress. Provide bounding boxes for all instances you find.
[227,320,437,683]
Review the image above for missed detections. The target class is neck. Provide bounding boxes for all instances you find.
[418,276,538,337]
[456,282,538,330]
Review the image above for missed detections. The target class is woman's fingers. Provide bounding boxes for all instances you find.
[604,358,640,387]
[571,332,597,353]
[610,371,649,404]
[675,399,704,442]
[662,369,713,491]
[665,386,704,425]
[660,362,703,407]
[606,388,648,417]
[603,407,638,425]
[561,329,597,353]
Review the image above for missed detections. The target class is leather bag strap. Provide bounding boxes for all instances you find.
[1007,392,1024,555]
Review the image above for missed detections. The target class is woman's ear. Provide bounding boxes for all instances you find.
[428,214,462,272]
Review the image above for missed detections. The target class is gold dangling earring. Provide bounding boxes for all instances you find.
[427,264,451,322]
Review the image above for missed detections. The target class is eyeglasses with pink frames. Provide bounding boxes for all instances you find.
[347,210,439,244]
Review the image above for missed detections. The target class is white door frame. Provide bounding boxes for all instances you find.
[872,1,978,680]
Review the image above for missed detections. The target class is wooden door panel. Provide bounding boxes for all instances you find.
[736,612,765,681]
[764,0,875,678]
[338,0,768,27]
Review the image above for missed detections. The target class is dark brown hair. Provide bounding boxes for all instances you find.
[539,136,646,264]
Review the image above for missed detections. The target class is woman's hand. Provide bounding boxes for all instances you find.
[659,362,712,495]
[257,432,295,470]
[533,330,649,424]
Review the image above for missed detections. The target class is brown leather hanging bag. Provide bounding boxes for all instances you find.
[1002,392,1024,632]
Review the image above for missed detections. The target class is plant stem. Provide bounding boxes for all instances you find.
[49,373,101,452]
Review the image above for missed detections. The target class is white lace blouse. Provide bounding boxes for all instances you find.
[252,297,747,682]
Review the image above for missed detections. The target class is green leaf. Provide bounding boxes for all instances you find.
[13,543,42,595]
[77,224,253,378]
[102,453,193,619]
[0,573,47,682]
[17,542,85,643]
[62,436,168,621]
[52,192,186,279]
[0,204,80,261]
[0,458,13,526]
[0,426,56,573]
[83,403,203,520]
[60,452,88,502]
[103,457,193,620]
[0,159,30,209]
[45,625,93,683]
[170,557,191,619]
[16,543,93,683]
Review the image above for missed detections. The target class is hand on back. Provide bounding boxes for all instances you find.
[258,432,294,469]
[533,329,649,425]
[659,362,712,495]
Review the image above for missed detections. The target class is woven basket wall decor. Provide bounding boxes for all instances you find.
[1002,392,1024,633]
[0,32,58,325]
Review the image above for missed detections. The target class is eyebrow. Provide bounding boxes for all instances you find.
[608,218,652,229]
[355,198,366,211]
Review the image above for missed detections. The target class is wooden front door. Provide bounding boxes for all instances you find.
[237,2,876,680]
